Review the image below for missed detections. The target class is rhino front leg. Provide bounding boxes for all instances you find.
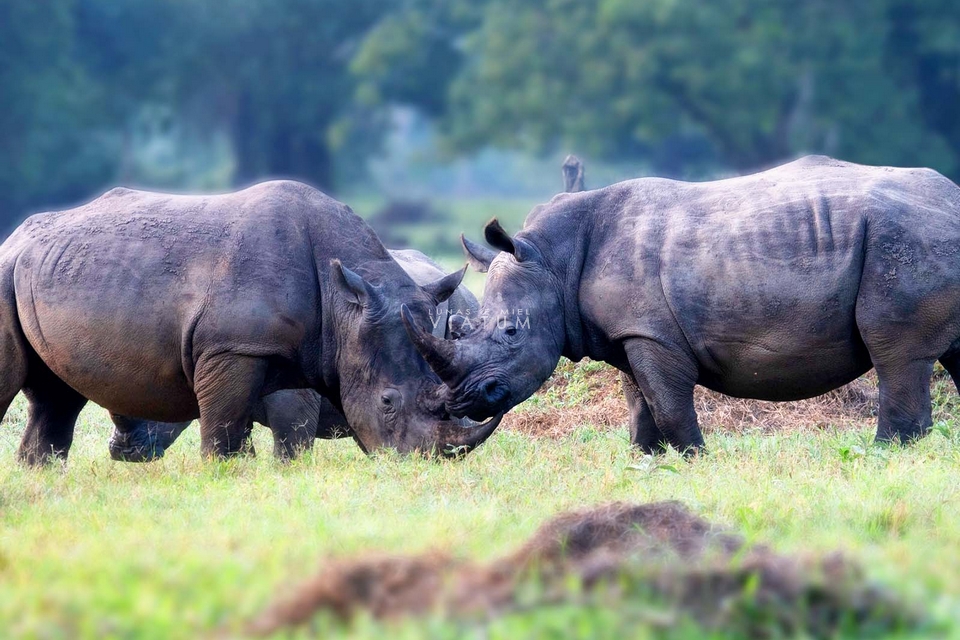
[109,415,191,462]
[269,420,314,461]
[620,372,667,455]
[195,355,267,459]
[623,338,704,456]
[257,391,321,461]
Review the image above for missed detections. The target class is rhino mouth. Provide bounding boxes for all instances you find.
[436,412,504,458]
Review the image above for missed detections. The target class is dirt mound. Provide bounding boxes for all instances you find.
[502,360,879,438]
[249,502,917,637]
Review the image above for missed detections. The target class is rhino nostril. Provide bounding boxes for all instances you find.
[480,378,505,404]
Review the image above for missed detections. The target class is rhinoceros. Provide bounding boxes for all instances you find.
[107,249,480,461]
[406,156,960,454]
[0,180,500,465]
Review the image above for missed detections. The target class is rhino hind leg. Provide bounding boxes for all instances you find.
[624,338,704,456]
[194,355,267,459]
[872,358,935,444]
[17,360,87,466]
[621,372,667,455]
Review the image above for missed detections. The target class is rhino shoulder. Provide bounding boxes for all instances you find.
[785,154,850,169]
[241,180,365,231]
[245,180,345,210]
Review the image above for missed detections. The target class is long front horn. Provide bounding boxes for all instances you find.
[436,414,503,458]
[401,304,463,383]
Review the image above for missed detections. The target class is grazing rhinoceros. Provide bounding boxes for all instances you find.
[0,180,500,465]
[108,249,480,461]
[406,156,960,454]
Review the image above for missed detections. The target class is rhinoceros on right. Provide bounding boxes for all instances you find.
[410,156,960,455]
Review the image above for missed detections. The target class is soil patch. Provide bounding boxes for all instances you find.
[249,502,918,637]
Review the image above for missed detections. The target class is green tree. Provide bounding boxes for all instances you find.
[0,0,398,232]
[354,0,960,179]
[0,1,116,230]
[76,0,391,190]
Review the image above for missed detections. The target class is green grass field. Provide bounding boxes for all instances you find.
[0,198,957,638]
[3,361,960,638]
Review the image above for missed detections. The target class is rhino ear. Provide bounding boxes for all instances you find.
[422,265,466,304]
[483,218,537,263]
[331,259,383,309]
[460,234,497,273]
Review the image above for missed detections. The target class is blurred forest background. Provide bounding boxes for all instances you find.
[3,0,960,257]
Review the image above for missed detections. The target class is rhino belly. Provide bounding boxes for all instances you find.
[696,336,872,401]
[689,292,873,401]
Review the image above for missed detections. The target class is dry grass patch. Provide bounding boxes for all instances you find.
[503,360,881,439]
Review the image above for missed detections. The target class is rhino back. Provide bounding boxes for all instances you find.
[0,181,385,419]
[536,157,960,399]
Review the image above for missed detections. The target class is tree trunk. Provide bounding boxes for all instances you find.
[267,128,333,192]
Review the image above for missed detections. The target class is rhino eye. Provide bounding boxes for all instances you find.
[504,326,517,337]
[380,388,402,413]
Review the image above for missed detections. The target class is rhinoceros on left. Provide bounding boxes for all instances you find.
[107,248,482,461]
[0,180,501,465]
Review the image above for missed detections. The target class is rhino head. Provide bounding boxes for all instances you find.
[330,259,502,456]
[402,220,568,421]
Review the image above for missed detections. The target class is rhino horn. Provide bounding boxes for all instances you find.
[562,154,585,193]
[401,304,462,383]
[436,413,503,458]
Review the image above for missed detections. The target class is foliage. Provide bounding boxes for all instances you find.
[0,2,116,227]
[0,0,393,233]
[354,0,960,179]
[5,0,960,232]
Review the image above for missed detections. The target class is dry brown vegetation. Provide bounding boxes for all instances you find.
[249,502,916,637]
[502,360,880,439]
